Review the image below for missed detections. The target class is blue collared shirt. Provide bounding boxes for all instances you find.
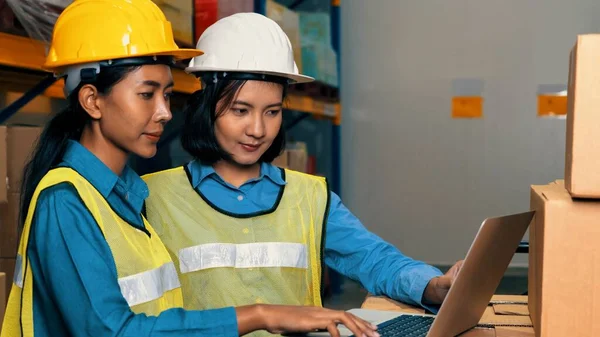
[187,160,443,312]
[27,140,238,336]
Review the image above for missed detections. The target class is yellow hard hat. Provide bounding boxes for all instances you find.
[43,0,203,71]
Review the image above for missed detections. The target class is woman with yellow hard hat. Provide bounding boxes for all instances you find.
[0,1,378,337]
[142,12,464,337]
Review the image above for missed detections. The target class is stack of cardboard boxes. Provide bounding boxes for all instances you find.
[528,34,600,337]
[266,0,303,73]
[264,0,338,88]
[272,142,321,176]
[272,142,309,173]
[0,125,41,330]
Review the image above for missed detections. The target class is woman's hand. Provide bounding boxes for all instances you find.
[236,304,380,337]
[423,260,464,305]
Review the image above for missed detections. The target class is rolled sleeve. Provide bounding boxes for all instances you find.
[323,192,443,311]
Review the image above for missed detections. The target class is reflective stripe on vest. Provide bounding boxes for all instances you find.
[13,254,23,288]
[178,242,308,273]
[143,166,329,325]
[118,261,181,307]
[1,168,184,337]
[12,256,181,308]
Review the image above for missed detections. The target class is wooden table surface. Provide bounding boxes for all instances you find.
[360,295,534,337]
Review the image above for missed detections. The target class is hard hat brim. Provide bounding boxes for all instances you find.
[184,66,314,84]
[43,48,204,71]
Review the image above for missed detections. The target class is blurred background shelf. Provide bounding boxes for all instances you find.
[0,12,340,117]
[0,32,202,96]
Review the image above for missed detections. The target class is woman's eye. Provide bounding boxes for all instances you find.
[139,92,154,99]
[267,109,281,116]
[164,92,173,100]
[232,108,248,115]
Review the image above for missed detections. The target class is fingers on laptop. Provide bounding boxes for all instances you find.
[450,260,464,278]
[331,311,379,337]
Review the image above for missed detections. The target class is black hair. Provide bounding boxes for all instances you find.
[181,76,288,165]
[19,65,139,230]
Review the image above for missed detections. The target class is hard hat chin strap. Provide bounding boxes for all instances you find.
[60,56,176,97]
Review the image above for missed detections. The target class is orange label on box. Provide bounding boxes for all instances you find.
[537,95,567,116]
[452,96,483,118]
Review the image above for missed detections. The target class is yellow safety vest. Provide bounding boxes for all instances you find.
[1,168,183,337]
[143,166,328,326]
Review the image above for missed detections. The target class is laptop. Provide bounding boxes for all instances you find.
[304,210,535,337]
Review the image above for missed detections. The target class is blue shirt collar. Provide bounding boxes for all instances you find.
[187,160,287,189]
[261,162,287,186]
[61,140,148,211]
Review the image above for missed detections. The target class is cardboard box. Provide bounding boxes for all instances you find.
[153,0,194,47]
[0,272,4,331]
[266,0,302,72]
[6,126,42,193]
[298,11,331,46]
[301,42,338,87]
[0,258,14,313]
[565,34,600,198]
[0,126,42,203]
[0,193,20,258]
[287,149,307,173]
[529,180,600,337]
[272,150,289,169]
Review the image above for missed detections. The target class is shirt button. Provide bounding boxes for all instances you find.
[237,195,244,201]
[125,192,129,201]
[243,228,249,234]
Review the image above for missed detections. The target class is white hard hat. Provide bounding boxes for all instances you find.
[186,12,314,84]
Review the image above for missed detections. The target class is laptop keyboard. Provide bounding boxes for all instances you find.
[352,315,434,337]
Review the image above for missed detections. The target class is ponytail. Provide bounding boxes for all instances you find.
[19,94,88,229]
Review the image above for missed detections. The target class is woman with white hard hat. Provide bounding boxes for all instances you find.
[1,2,376,337]
[143,11,463,337]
